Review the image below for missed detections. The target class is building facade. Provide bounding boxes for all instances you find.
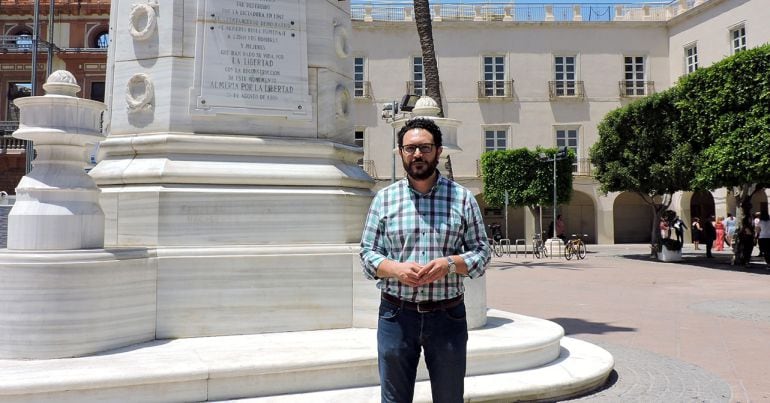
[0,0,109,194]
[350,0,770,244]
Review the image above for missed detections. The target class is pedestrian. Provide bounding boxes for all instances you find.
[702,216,716,258]
[755,210,770,269]
[360,117,491,403]
[724,213,736,247]
[659,217,670,240]
[672,215,687,244]
[691,217,702,250]
[754,212,764,257]
[713,216,725,251]
[738,218,756,267]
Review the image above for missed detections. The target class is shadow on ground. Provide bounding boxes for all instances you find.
[547,317,636,336]
[620,252,770,275]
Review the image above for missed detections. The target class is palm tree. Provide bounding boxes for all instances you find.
[413,0,454,179]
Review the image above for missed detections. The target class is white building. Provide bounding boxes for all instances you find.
[350,0,770,244]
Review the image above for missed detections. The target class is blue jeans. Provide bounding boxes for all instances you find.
[377,297,468,403]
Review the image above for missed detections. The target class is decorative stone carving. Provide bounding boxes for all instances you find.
[125,73,155,112]
[333,19,350,59]
[335,84,350,120]
[42,70,80,97]
[128,1,158,41]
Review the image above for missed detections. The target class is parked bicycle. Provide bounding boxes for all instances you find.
[488,223,505,257]
[564,233,587,260]
[532,233,548,258]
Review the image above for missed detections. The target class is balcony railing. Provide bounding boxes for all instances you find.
[574,158,593,176]
[0,136,26,151]
[477,80,514,99]
[354,81,373,99]
[406,81,444,97]
[352,2,712,23]
[549,81,585,99]
[619,81,655,97]
[361,159,378,178]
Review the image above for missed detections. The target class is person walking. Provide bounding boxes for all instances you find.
[713,216,725,251]
[724,213,737,247]
[691,217,702,250]
[754,212,764,257]
[755,210,770,269]
[360,118,491,403]
[703,216,717,258]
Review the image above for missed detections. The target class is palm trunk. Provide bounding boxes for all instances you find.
[414,0,453,180]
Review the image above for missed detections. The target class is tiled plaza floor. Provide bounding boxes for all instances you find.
[486,244,770,402]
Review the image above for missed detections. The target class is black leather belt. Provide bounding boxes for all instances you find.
[381,292,464,313]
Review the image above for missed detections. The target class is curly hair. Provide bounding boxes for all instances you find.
[396,118,443,149]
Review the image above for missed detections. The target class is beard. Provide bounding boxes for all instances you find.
[403,156,439,180]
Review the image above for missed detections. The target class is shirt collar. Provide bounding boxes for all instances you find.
[405,170,443,197]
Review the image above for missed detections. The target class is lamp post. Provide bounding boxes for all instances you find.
[381,95,420,183]
[539,146,568,239]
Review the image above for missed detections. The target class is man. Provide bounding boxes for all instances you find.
[703,215,717,258]
[360,118,491,403]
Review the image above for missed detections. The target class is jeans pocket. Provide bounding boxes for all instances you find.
[443,302,467,322]
[379,301,401,321]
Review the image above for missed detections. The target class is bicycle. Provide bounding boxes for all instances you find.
[532,233,548,258]
[564,233,587,260]
[488,223,505,257]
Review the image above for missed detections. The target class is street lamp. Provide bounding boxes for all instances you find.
[539,146,569,240]
[381,94,420,183]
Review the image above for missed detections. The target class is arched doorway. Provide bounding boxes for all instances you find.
[613,192,653,243]
[690,191,715,222]
[750,188,768,215]
[562,191,597,244]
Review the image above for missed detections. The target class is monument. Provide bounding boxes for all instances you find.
[0,1,612,401]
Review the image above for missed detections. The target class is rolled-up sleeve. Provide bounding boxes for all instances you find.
[360,194,387,280]
[459,195,490,279]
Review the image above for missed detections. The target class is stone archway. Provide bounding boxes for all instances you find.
[690,191,715,222]
[613,192,653,243]
[750,188,768,215]
[562,190,597,244]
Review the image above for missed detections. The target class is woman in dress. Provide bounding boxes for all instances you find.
[691,217,702,250]
[714,216,725,251]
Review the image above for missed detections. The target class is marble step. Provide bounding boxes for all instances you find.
[0,310,613,402]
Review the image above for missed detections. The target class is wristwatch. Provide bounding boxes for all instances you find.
[446,256,457,274]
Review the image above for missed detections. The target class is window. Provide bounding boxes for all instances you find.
[354,57,366,97]
[623,56,646,96]
[90,82,105,102]
[556,128,578,172]
[554,56,576,96]
[95,32,109,49]
[6,83,31,121]
[482,56,506,97]
[15,30,32,49]
[730,26,746,54]
[685,45,698,74]
[412,56,425,96]
[484,129,507,151]
[354,129,365,167]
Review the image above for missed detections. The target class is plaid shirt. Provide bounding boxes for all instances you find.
[360,174,490,302]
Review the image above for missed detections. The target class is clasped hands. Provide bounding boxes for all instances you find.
[394,258,449,287]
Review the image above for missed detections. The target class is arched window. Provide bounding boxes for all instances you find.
[95,32,109,49]
[15,30,33,49]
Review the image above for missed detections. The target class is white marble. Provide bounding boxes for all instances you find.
[0,248,156,359]
[0,310,612,402]
[8,72,106,250]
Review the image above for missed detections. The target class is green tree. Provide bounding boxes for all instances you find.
[480,147,574,235]
[676,44,770,224]
[590,90,693,255]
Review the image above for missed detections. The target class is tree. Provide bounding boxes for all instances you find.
[480,147,575,235]
[413,0,454,179]
[676,44,770,223]
[590,90,693,256]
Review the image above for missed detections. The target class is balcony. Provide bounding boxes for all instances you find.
[477,80,514,100]
[406,81,442,97]
[574,158,593,176]
[354,81,373,99]
[549,81,585,100]
[361,159,378,178]
[619,81,655,97]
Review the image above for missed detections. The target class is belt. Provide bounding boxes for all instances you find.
[381,292,463,313]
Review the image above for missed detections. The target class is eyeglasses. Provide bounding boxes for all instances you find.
[401,143,435,154]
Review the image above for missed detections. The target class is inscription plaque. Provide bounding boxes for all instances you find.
[192,0,311,119]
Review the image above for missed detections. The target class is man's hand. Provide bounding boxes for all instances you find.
[392,262,423,287]
[415,258,448,286]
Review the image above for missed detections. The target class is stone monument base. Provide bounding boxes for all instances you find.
[0,310,613,402]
